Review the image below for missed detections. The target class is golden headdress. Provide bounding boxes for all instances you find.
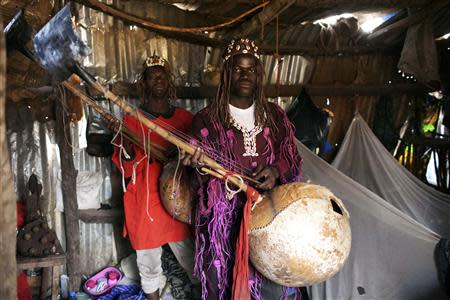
[223,38,260,61]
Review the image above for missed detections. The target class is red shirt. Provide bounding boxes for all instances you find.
[112,107,193,250]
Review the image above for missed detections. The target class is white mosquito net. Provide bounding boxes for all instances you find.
[296,141,445,299]
[332,113,450,237]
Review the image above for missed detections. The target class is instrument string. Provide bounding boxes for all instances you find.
[171,144,183,218]
[120,101,256,177]
[110,121,128,193]
[137,109,154,222]
[134,113,253,176]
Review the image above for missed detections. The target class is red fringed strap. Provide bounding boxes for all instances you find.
[232,187,260,300]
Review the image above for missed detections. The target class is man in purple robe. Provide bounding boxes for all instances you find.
[181,38,302,300]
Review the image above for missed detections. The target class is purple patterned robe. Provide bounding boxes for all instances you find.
[191,102,302,300]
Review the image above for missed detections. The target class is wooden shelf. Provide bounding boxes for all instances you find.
[17,242,66,300]
[17,241,65,270]
[17,253,66,270]
[78,207,124,224]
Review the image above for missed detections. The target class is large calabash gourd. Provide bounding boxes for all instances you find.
[159,161,193,224]
[249,182,351,286]
[159,163,352,286]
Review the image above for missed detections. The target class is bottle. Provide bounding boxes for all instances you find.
[60,275,69,299]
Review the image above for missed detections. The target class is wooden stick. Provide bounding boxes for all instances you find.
[113,83,435,99]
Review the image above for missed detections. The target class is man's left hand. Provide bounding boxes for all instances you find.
[252,165,279,190]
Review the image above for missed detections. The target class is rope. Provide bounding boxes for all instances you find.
[110,121,128,192]
[171,145,183,217]
[133,107,154,222]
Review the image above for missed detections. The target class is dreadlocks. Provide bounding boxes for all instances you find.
[209,55,279,134]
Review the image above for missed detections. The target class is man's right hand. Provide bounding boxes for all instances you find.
[180,147,205,168]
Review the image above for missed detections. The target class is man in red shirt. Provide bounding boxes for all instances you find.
[112,55,196,300]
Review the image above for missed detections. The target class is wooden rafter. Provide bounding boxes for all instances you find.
[176,83,435,98]
[73,0,227,47]
[226,0,297,38]
[368,1,450,41]
[73,0,396,56]
[259,43,398,56]
[107,82,435,98]
[294,0,433,9]
[195,1,240,15]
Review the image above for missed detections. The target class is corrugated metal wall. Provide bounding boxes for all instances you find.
[12,0,394,277]
[8,0,226,276]
[76,1,209,113]
[9,109,119,275]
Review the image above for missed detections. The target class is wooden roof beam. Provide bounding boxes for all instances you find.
[175,83,435,98]
[107,82,435,98]
[294,0,432,9]
[71,0,405,56]
[73,0,227,48]
[225,0,297,38]
[258,43,398,56]
[195,1,239,15]
[368,1,450,41]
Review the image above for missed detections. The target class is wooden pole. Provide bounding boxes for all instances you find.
[54,95,82,291]
[108,82,434,99]
[294,0,432,8]
[176,83,434,98]
[0,23,17,300]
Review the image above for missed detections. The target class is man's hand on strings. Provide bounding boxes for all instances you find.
[252,165,279,190]
[180,147,205,168]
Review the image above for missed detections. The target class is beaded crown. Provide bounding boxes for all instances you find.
[143,54,169,69]
[223,38,260,62]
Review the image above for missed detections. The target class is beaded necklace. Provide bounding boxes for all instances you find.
[230,115,262,157]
